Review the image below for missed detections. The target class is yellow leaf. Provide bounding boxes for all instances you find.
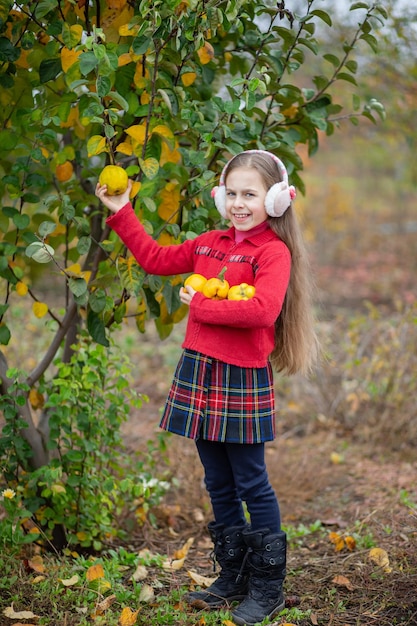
[28,555,45,573]
[119,23,140,37]
[60,574,80,587]
[187,570,217,588]
[32,302,48,318]
[61,47,82,73]
[88,578,112,593]
[130,181,141,199]
[197,41,215,65]
[118,606,139,626]
[65,263,82,275]
[64,264,92,283]
[3,604,40,619]
[116,140,134,156]
[344,535,356,551]
[86,563,105,582]
[126,125,146,144]
[158,182,180,222]
[368,547,392,573]
[118,52,134,67]
[330,452,344,465]
[160,142,182,166]
[181,71,197,86]
[139,157,159,179]
[329,531,345,552]
[152,124,174,141]
[281,103,299,119]
[107,0,127,8]
[16,281,28,296]
[222,621,236,626]
[162,556,185,571]
[101,6,135,42]
[174,536,194,560]
[87,135,108,157]
[32,575,46,584]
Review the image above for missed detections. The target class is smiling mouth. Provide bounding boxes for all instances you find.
[233,213,250,219]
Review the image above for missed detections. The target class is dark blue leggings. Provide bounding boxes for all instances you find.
[195,439,281,533]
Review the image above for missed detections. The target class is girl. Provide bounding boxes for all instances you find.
[96,150,319,626]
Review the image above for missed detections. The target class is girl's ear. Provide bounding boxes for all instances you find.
[212,185,227,218]
[265,182,296,217]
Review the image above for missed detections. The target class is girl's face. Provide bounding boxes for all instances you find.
[225,166,268,231]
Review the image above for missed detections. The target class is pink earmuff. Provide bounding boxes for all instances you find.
[212,150,296,219]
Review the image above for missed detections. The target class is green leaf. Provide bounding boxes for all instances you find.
[310,9,332,26]
[0,36,20,62]
[39,58,62,83]
[132,35,151,55]
[38,221,57,237]
[350,2,370,9]
[359,33,378,53]
[76,236,91,255]
[89,289,106,314]
[12,214,30,230]
[87,310,109,347]
[96,75,112,98]
[79,51,98,76]
[0,324,11,345]
[336,72,357,86]
[68,277,88,297]
[0,130,19,152]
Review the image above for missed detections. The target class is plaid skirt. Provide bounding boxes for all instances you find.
[159,349,275,444]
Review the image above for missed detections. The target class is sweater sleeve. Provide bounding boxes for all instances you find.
[106,203,196,275]
[189,246,291,329]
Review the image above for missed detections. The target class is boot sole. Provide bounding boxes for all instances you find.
[232,598,285,625]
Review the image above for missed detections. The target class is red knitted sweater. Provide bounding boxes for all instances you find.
[106,203,291,368]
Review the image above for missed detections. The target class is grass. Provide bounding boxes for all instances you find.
[2,511,415,626]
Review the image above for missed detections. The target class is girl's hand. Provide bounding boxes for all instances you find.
[180,285,197,306]
[95,180,132,213]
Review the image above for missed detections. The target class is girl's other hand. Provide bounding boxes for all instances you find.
[95,180,132,213]
[180,285,197,306]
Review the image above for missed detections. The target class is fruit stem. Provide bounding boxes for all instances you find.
[218,267,227,281]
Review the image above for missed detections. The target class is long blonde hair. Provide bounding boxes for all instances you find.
[224,152,320,376]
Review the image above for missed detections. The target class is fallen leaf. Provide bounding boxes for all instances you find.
[222,621,235,626]
[96,594,116,613]
[3,604,40,619]
[332,574,354,591]
[310,613,319,625]
[31,576,46,584]
[138,583,154,603]
[329,531,345,552]
[173,536,194,560]
[60,574,79,586]
[368,547,392,573]
[86,563,105,581]
[131,564,148,582]
[163,537,194,571]
[344,535,356,551]
[27,555,45,573]
[187,570,217,588]
[118,606,139,625]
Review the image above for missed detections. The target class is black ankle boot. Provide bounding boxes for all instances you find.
[185,521,250,609]
[231,528,286,626]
